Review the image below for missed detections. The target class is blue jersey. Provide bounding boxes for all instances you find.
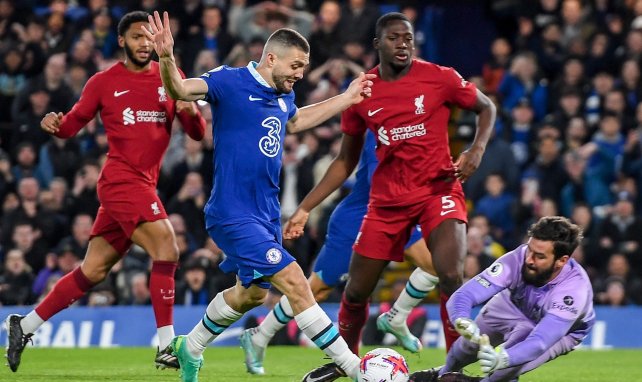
[200,62,298,288]
[200,62,297,223]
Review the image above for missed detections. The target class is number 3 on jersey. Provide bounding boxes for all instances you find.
[440,196,456,216]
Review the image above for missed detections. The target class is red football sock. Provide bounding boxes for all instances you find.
[35,267,95,320]
[338,293,369,355]
[440,291,460,351]
[150,261,177,328]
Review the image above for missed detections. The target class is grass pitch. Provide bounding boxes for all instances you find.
[3,346,641,381]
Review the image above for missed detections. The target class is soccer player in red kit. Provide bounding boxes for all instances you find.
[5,11,205,373]
[286,13,496,381]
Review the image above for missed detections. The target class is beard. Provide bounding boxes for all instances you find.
[521,262,556,287]
[124,42,152,68]
[272,72,294,94]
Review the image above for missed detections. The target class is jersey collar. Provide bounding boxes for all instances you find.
[247,61,271,88]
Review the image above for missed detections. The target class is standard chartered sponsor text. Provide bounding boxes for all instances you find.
[390,122,426,141]
[136,110,167,122]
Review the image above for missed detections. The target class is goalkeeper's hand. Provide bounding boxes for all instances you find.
[454,317,480,343]
[477,334,509,375]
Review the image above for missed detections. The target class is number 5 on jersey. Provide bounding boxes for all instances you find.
[440,196,456,216]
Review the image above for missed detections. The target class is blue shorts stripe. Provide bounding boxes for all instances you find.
[202,314,228,335]
[273,303,293,325]
[406,280,429,299]
[311,324,340,349]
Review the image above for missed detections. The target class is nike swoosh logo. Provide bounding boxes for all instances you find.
[249,95,262,101]
[306,373,335,382]
[440,209,456,216]
[367,107,383,117]
[114,90,130,97]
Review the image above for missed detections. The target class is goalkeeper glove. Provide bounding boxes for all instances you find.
[454,317,480,343]
[477,334,509,374]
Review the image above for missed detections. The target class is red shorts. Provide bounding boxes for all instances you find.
[353,183,467,262]
[91,182,168,255]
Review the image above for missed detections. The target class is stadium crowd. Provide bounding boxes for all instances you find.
[0,0,641,318]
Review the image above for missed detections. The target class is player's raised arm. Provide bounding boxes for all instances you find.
[283,133,364,239]
[286,72,375,133]
[143,11,208,101]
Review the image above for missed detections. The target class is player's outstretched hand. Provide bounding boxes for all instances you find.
[40,112,63,134]
[477,334,509,375]
[454,317,480,344]
[453,145,484,183]
[142,11,174,58]
[344,72,376,105]
[283,208,310,240]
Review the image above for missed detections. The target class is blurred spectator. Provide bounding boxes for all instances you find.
[32,243,79,298]
[56,213,92,259]
[235,1,314,43]
[463,254,482,282]
[183,6,236,69]
[623,112,642,213]
[167,172,207,245]
[68,161,100,217]
[308,0,342,69]
[504,98,536,168]
[482,37,511,94]
[0,248,33,305]
[175,256,214,305]
[474,173,516,241]
[36,135,81,188]
[498,52,548,121]
[584,71,615,127]
[594,254,642,305]
[466,226,497,270]
[11,53,73,121]
[468,214,505,259]
[337,0,378,51]
[90,7,118,59]
[124,272,151,305]
[597,191,642,269]
[0,45,26,124]
[524,136,568,206]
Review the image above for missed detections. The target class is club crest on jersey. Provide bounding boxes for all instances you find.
[158,86,167,102]
[414,94,425,115]
[277,98,287,112]
[266,248,282,264]
[151,201,161,215]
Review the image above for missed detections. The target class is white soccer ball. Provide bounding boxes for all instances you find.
[357,348,409,382]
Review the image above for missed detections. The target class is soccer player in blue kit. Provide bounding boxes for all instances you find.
[239,130,440,375]
[144,11,374,382]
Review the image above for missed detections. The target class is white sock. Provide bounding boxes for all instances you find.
[20,311,45,334]
[295,304,360,378]
[253,295,293,348]
[157,325,175,350]
[186,293,243,357]
[388,269,438,327]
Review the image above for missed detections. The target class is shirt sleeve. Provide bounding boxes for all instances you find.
[341,105,367,136]
[505,313,577,367]
[199,65,227,104]
[441,66,477,109]
[177,108,206,141]
[447,275,505,323]
[56,74,101,138]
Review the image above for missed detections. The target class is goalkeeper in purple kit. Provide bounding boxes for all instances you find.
[410,216,594,382]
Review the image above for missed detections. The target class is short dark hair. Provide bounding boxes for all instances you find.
[117,11,150,37]
[266,28,309,54]
[528,216,583,259]
[375,12,411,39]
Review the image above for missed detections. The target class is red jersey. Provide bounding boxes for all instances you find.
[56,61,205,187]
[342,59,477,207]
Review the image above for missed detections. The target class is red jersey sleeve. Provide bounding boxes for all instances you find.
[56,74,101,138]
[177,107,206,141]
[341,105,366,136]
[442,67,477,109]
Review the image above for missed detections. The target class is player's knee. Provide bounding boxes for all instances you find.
[245,291,267,308]
[438,272,462,296]
[83,266,109,284]
[343,287,369,304]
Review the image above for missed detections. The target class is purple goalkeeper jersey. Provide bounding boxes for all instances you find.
[448,244,595,367]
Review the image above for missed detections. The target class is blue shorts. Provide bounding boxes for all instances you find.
[312,202,424,287]
[206,216,295,289]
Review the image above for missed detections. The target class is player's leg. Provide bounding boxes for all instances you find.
[6,235,120,372]
[270,261,361,380]
[130,219,179,352]
[172,279,264,382]
[378,236,439,353]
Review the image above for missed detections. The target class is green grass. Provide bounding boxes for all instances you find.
[4,346,642,381]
